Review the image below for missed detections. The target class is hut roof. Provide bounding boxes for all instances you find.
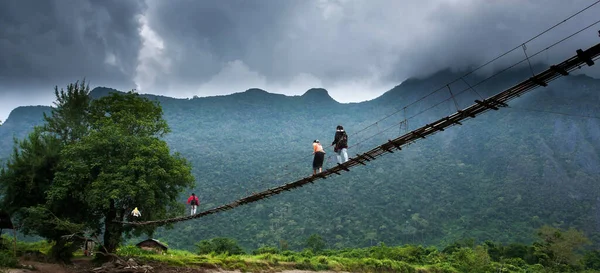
[135,239,168,250]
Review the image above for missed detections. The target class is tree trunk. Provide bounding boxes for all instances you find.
[103,199,123,253]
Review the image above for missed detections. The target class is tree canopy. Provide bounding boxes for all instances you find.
[0,81,195,258]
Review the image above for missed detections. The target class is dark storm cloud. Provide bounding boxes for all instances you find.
[391,0,600,81]
[138,0,600,101]
[1,0,600,121]
[136,0,302,93]
[0,0,146,87]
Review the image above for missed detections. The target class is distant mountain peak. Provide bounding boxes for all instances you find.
[301,88,336,100]
[90,87,122,99]
[302,88,328,95]
[230,88,283,100]
[243,88,269,94]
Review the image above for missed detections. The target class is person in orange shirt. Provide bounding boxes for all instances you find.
[312,140,326,175]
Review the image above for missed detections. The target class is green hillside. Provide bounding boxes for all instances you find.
[1,68,599,252]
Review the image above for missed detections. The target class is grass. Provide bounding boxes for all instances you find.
[110,245,570,273]
[4,238,591,273]
[113,245,453,272]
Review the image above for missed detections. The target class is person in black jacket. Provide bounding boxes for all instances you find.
[332,125,348,164]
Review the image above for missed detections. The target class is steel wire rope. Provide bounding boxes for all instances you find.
[345,19,600,152]
[164,8,600,221]
[271,0,600,170]
[221,16,600,206]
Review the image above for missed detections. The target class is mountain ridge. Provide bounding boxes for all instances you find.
[4,64,598,120]
[1,67,599,251]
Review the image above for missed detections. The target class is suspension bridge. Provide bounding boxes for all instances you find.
[118,41,600,227]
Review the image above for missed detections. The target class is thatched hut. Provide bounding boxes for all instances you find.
[136,239,168,254]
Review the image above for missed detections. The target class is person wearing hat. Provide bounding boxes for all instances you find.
[312,140,326,175]
[187,193,200,215]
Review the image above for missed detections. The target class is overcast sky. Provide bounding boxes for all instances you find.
[1,0,599,121]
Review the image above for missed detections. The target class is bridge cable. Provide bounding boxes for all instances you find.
[208,18,600,212]
[232,3,600,194]
[147,10,600,224]
[507,106,600,120]
[245,18,600,208]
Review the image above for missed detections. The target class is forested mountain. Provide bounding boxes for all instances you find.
[1,67,599,251]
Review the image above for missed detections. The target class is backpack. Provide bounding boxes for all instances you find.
[191,197,199,206]
[339,132,348,147]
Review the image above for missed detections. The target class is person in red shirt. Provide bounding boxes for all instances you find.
[187,193,200,215]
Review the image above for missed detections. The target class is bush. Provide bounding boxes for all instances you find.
[196,237,244,255]
[305,234,326,253]
[48,239,79,263]
[253,245,279,255]
[582,250,600,270]
[0,251,18,268]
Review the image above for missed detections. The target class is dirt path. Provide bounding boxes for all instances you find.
[7,267,348,273]
[7,261,73,273]
[7,264,350,273]
[206,270,350,273]
[6,257,93,273]
[6,257,352,273]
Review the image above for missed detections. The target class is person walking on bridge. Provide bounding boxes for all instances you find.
[187,193,200,215]
[312,140,326,175]
[332,125,348,164]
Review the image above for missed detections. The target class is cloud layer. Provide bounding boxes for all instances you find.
[1,0,599,120]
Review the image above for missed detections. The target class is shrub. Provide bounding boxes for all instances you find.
[196,237,244,255]
[0,251,18,268]
[253,245,279,255]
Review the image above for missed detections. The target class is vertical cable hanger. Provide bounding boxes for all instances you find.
[399,107,409,135]
[522,43,536,76]
[460,77,483,100]
[447,85,460,112]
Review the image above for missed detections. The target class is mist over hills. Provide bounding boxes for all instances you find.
[1,66,599,251]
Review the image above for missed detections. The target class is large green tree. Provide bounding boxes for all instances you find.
[0,81,91,260]
[0,81,195,256]
[534,225,590,269]
[49,91,194,252]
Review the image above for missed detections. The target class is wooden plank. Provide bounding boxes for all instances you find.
[487,99,508,107]
[411,131,426,139]
[444,117,462,125]
[387,140,402,149]
[550,65,569,76]
[529,76,548,87]
[427,123,444,131]
[457,110,476,118]
[576,49,595,66]
[474,100,499,110]
[356,154,371,162]
[349,157,366,165]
